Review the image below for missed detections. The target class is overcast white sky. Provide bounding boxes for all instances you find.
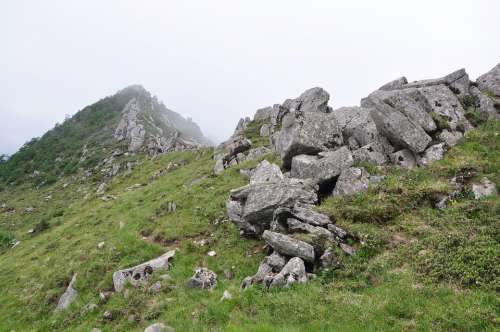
[1,0,499,154]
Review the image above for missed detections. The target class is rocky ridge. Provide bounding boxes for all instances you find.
[219,63,500,288]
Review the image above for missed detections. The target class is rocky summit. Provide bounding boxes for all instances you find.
[0,63,499,331]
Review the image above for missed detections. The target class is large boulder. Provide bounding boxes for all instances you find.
[378,76,408,91]
[227,174,317,236]
[283,87,331,113]
[366,88,437,133]
[418,143,446,166]
[352,139,392,165]
[330,106,381,147]
[269,257,310,288]
[113,250,175,292]
[250,160,284,184]
[262,231,315,263]
[366,102,431,153]
[476,63,500,97]
[417,84,471,131]
[470,86,500,120]
[290,147,354,184]
[332,167,370,197]
[273,111,343,168]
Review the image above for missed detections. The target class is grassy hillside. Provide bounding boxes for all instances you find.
[0,120,498,331]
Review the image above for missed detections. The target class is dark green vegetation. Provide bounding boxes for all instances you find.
[0,120,498,331]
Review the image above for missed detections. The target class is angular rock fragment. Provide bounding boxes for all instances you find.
[476,63,500,97]
[55,273,78,311]
[250,160,284,184]
[418,143,446,166]
[390,149,417,169]
[113,250,175,292]
[186,268,217,290]
[472,178,497,199]
[274,110,343,168]
[330,106,381,147]
[290,147,353,184]
[262,230,315,263]
[283,87,331,113]
[438,130,463,147]
[332,167,370,197]
[378,76,408,91]
[269,257,311,288]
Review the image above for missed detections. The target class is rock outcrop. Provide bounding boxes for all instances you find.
[113,250,175,292]
[55,274,78,311]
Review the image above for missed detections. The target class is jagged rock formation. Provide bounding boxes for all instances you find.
[225,64,500,288]
[114,85,212,154]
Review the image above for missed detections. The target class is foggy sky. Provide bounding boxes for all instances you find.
[2,0,499,154]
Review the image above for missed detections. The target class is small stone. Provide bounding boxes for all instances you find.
[148,281,162,294]
[90,329,102,332]
[207,250,217,257]
[103,310,113,320]
[97,242,105,249]
[186,268,217,290]
[223,270,234,280]
[144,322,173,332]
[128,314,140,323]
[472,178,497,199]
[220,290,232,301]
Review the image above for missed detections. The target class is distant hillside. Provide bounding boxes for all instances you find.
[0,85,211,186]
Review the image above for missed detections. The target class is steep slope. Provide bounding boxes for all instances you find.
[0,85,211,187]
[0,64,498,331]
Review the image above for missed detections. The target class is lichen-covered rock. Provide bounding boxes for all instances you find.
[274,110,343,168]
[186,268,217,290]
[262,230,315,263]
[352,140,392,165]
[246,146,271,160]
[330,106,381,147]
[476,63,500,97]
[260,123,271,137]
[472,178,497,199]
[332,167,370,197]
[254,106,273,121]
[390,149,417,168]
[113,250,175,292]
[250,160,284,184]
[55,274,78,311]
[227,175,317,236]
[470,86,500,119]
[283,87,331,113]
[367,103,431,153]
[438,130,463,147]
[290,147,353,184]
[418,143,446,166]
[269,257,311,288]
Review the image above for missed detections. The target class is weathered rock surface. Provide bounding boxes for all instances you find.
[262,231,315,263]
[470,86,500,119]
[186,268,217,290]
[55,274,78,311]
[472,178,497,199]
[274,111,343,168]
[418,143,446,166]
[290,147,353,184]
[144,322,173,332]
[269,257,310,288]
[250,160,284,184]
[113,250,175,291]
[438,130,463,147]
[283,87,331,113]
[332,167,370,197]
[390,149,417,169]
[476,63,500,97]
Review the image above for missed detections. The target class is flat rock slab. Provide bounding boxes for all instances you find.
[113,250,175,292]
[262,230,315,263]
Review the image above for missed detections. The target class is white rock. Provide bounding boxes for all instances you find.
[207,250,217,257]
[220,290,232,301]
[472,178,497,199]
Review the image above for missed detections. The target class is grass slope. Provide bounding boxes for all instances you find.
[0,121,498,331]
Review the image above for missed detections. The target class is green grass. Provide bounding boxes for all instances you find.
[0,121,499,331]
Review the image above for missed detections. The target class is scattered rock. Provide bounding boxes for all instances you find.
[24,207,34,213]
[148,281,162,294]
[113,250,175,291]
[144,323,174,332]
[438,130,463,147]
[207,250,217,257]
[332,167,370,197]
[81,302,98,314]
[390,149,417,169]
[103,310,113,320]
[250,160,284,184]
[96,183,107,195]
[186,268,217,290]
[55,274,78,311]
[320,249,340,268]
[472,178,497,199]
[97,242,105,249]
[283,87,331,113]
[418,143,446,166]
[262,231,315,263]
[220,290,232,301]
[269,257,311,288]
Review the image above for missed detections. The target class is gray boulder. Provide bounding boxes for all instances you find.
[260,123,272,137]
[186,268,217,290]
[283,87,331,113]
[262,230,315,263]
[227,177,317,236]
[290,147,354,184]
[438,130,463,147]
[390,149,417,169]
[403,68,468,89]
[320,249,340,268]
[352,140,392,165]
[418,143,446,166]
[476,63,500,97]
[269,257,310,288]
[378,76,408,91]
[254,106,273,121]
[417,84,471,131]
[274,111,343,168]
[330,106,381,147]
[368,103,431,153]
[55,274,78,311]
[472,178,497,199]
[332,167,370,197]
[144,323,173,332]
[470,86,500,119]
[113,250,175,292]
[250,160,284,184]
[246,146,271,161]
[286,218,334,241]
